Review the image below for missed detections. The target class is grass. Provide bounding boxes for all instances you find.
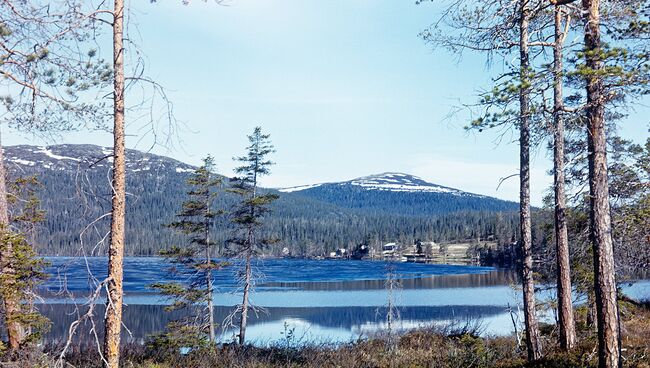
[5,300,650,367]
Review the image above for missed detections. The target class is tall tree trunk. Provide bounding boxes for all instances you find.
[207,268,215,343]
[103,1,126,367]
[553,4,577,351]
[0,134,25,352]
[582,0,621,367]
[519,0,543,361]
[206,225,215,343]
[239,171,258,346]
[239,247,252,345]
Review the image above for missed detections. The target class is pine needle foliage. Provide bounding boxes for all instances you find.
[228,127,279,256]
[0,176,49,353]
[228,126,279,345]
[150,156,228,349]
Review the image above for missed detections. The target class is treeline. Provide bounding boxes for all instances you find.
[287,184,519,216]
[14,160,520,256]
[469,120,650,281]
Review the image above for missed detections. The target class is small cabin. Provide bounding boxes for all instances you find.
[382,242,398,256]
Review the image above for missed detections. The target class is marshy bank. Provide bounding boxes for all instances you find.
[9,298,649,368]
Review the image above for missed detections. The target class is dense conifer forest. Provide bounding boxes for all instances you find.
[5,145,521,256]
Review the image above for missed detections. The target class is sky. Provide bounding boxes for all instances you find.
[5,0,649,204]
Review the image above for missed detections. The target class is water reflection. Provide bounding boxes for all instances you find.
[33,258,650,346]
[42,257,499,294]
[263,269,519,291]
[39,304,509,344]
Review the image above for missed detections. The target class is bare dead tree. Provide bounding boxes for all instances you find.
[102,0,126,366]
[44,4,182,366]
[383,263,401,353]
[55,277,111,368]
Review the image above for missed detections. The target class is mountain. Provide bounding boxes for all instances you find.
[5,144,196,174]
[3,144,519,256]
[282,172,472,194]
[280,172,518,216]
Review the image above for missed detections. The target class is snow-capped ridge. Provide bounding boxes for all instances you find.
[348,172,462,194]
[280,172,482,196]
[280,183,324,193]
[4,144,196,175]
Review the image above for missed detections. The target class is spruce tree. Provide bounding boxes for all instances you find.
[0,176,49,354]
[151,156,227,347]
[228,127,278,345]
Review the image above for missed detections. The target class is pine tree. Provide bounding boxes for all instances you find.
[517,1,543,360]
[576,0,649,366]
[420,0,547,360]
[0,176,49,355]
[151,156,228,348]
[551,1,577,351]
[228,127,278,345]
[0,0,109,351]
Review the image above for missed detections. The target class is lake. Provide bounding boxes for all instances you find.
[38,257,649,346]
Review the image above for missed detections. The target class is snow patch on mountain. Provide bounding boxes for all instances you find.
[35,146,81,162]
[348,172,462,193]
[279,172,482,196]
[350,182,456,193]
[279,183,324,193]
[5,144,196,175]
[12,159,36,166]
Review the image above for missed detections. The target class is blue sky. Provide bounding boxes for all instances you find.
[6,0,648,204]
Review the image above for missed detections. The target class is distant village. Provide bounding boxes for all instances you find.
[282,239,500,265]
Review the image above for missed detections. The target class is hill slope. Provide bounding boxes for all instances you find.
[280,172,518,216]
[3,144,519,256]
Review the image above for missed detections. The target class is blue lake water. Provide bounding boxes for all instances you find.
[38,257,650,345]
[42,257,497,293]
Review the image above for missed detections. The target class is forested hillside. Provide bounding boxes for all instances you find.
[281,172,519,215]
[5,144,520,256]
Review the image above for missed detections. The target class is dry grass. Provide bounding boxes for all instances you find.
[5,301,650,368]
